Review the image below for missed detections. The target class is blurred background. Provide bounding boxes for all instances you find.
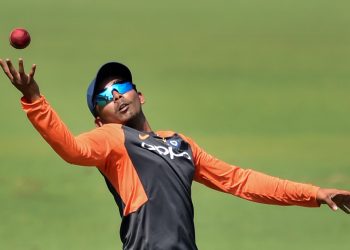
[1,0,349,249]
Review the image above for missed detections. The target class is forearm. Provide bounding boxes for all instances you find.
[191,145,320,207]
[228,168,320,207]
[21,95,105,166]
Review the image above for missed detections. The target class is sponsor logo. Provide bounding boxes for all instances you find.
[141,142,191,160]
[138,134,150,140]
[169,140,179,147]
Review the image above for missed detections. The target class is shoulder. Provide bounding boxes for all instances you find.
[100,123,123,131]
[155,130,196,142]
[155,130,176,138]
[80,123,124,141]
[98,123,124,137]
[156,130,199,149]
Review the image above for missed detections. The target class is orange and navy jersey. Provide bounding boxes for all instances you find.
[22,96,320,250]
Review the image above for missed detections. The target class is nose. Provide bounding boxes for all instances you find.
[112,90,122,102]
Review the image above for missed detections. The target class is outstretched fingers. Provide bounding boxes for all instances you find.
[0,58,40,101]
[0,58,14,82]
[28,64,37,83]
[18,58,26,79]
[6,59,20,82]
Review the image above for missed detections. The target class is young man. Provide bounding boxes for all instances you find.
[1,58,349,250]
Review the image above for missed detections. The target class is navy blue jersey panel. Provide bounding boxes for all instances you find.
[120,126,198,250]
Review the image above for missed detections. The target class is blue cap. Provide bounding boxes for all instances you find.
[86,62,133,117]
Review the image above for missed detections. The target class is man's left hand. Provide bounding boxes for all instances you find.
[317,188,350,214]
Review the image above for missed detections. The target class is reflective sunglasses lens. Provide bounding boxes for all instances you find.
[113,82,133,94]
[95,97,110,107]
[94,82,134,107]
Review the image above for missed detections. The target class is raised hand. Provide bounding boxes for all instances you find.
[0,58,40,102]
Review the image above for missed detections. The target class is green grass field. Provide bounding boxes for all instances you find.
[1,0,350,249]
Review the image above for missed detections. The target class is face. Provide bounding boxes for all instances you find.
[94,77,145,126]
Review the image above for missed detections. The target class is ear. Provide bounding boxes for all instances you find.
[94,116,104,127]
[138,91,145,104]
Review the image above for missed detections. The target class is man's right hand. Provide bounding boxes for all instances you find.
[0,58,40,103]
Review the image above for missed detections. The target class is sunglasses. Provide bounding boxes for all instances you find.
[94,81,134,108]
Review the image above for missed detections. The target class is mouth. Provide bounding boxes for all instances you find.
[118,103,129,112]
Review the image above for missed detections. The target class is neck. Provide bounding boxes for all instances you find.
[126,111,152,132]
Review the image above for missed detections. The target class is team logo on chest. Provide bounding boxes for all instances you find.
[141,142,191,160]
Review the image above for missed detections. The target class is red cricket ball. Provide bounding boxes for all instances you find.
[9,28,31,49]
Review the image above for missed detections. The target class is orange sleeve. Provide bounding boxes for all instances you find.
[21,96,122,167]
[182,135,320,207]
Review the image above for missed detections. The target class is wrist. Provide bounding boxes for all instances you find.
[23,94,41,103]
